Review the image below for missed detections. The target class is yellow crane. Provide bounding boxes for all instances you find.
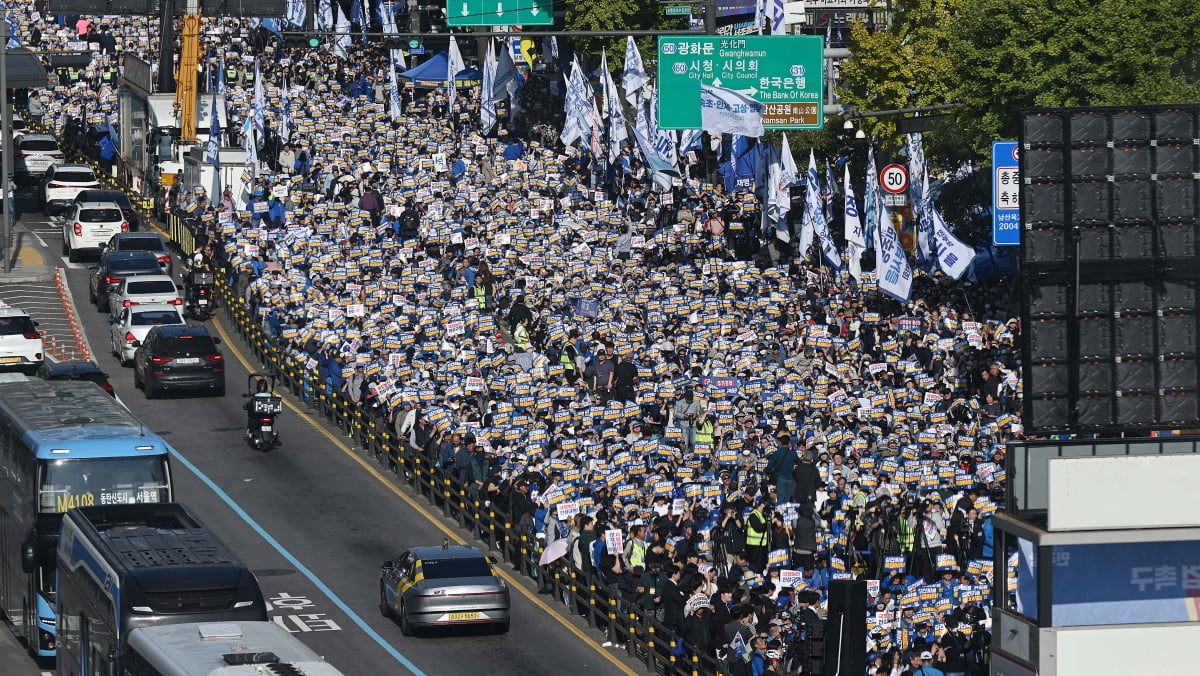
[173,5,201,143]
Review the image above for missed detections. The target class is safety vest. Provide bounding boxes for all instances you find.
[226,66,238,81]
[628,539,647,570]
[745,508,768,547]
[560,342,575,371]
[68,70,81,82]
[513,324,531,351]
[897,515,915,552]
[244,69,255,84]
[694,419,714,445]
[471,284,486,308]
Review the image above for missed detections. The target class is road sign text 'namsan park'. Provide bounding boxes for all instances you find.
[657,35,825,130]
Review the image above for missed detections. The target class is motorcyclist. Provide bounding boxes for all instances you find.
[185,249,214,316]
[244,378,276,438]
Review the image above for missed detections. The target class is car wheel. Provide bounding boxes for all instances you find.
[497,619,510,634]
[144,376,156,399]
[380,584,393,619]
[61,240,68,257]
[213,384,225,397]
[399,600,413,637]
[133,365,142,388]
[67,245,78,263]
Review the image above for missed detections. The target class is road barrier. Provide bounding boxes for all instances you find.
[215,277,729,676]
[53,268,91,362]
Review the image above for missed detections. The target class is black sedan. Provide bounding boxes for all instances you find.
[380,544,510,635]
[36,361,115,397]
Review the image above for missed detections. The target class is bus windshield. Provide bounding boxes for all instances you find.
[39,457,170,513]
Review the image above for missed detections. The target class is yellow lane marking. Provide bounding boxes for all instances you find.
[17,237,43,267]
[209,316,637,676]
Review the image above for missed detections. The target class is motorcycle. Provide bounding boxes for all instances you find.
[243,373,282,451]
[185,270,215,321]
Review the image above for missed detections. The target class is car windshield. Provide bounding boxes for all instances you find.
[158,335,218,355]
[420,556,493,579]
[20,139,59,152]
[131,310,182,326]
[108,257,161,274]
[127,280,175,294]
[53,170,95,182]
[116,237,164,252]
[39,457,170,513]
[0,315,35,335]
[80,208,122,222]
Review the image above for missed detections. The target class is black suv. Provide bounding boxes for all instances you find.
[132,325,225,398]
[74,188,140,231]
[36,361,115,397]
[89,250,162,312]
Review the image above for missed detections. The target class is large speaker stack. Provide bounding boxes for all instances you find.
[1020,105,1200,433]
[823,580,866,676]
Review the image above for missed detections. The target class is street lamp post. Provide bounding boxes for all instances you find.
[2,11,12,273]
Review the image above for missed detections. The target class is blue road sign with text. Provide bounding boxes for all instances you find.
[993,141,1019,247]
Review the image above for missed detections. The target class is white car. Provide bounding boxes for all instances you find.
[63,201,128,263]
[12,134,64,177]
[0,305,43,371]
[40,164,101,215]
[109,303,184,365]
[107,274,182,321]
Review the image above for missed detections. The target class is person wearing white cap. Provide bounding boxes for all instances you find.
[910,649,946,676]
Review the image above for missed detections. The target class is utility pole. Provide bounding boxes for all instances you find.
[1,11,10,273]
[158,0,175,93]
[705,0,717,35]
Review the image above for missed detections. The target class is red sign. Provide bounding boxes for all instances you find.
[880,164,909,194]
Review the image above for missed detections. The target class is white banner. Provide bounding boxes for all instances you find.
[806,149,842,269]
[874,193,913,301]
[929,205,975,279]
[844,163,865,281]
[699,84,764,137]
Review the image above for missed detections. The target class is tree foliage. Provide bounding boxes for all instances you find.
[841,0,1200,162]
[838,0,1200,231]
[564,3,679,67]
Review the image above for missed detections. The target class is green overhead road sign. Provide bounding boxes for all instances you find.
[446,0,553,26]
[665,5,692,15]
[657,35,826,130]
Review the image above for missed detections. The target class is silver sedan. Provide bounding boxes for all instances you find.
[380,544,510,635]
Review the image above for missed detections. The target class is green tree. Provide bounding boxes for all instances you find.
[837,0,963,152]
[948,0,1200,156]
[564,4,681,66]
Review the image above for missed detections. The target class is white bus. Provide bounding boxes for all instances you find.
[121,621,346,676]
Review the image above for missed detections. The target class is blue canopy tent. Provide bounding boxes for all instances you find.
[399,52,482,88]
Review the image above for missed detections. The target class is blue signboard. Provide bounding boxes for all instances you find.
[992,141,1019,247]
[1050,540,1200,626]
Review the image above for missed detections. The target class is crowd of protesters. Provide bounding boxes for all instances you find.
[15,9,1023,675]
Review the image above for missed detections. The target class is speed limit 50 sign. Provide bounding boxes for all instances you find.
[880,164,909,194]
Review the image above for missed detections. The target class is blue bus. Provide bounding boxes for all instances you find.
[56,504,268,676]
[0,380,172,658]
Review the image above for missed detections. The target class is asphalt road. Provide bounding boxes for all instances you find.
[0,205,637,676]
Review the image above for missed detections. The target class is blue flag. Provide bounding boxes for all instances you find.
[205,92,220,168]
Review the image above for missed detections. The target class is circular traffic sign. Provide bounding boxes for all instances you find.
[880,164,909,194]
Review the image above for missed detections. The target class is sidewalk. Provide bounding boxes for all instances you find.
[0,224,53,283]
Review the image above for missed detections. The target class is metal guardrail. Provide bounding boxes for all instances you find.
[215,276,730,676]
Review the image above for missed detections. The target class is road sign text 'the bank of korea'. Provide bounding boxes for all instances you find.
[657,35,825,130]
